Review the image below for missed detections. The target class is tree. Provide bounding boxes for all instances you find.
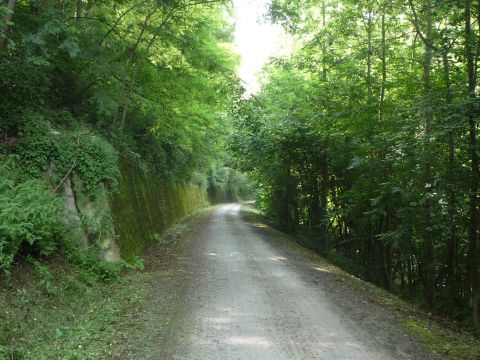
[232,0,480,329]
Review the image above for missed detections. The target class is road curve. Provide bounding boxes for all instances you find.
[172,204,411,360]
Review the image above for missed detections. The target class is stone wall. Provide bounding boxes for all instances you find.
[62,174,120,261]
[109,160,207,261]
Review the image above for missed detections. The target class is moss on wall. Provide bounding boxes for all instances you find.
[109,159,207,262]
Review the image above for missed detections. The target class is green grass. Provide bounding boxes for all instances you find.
[0,205,212,360]
[0,261,152,359]
[400,317,480,359]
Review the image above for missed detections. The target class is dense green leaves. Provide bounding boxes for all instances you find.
[0,0,239,180]
[0,0,241,273]
[9,111,119,194]
[0,158,65,276]
[232,0,480,330]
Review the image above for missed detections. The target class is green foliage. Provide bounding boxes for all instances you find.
[0,261,151,359]
[326,249,363,279]
[0,0,240,185]
[207,165,253,203]
[231,0,480,330]
[11,111,119,194]
[123,256,145,271]
[0,0,241,280]
[0,157,65,276]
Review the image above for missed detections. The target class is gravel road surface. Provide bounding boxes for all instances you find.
[170,203,422,360]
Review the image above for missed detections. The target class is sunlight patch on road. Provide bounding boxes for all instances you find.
[225,336,271,347]
[251,222,268,228]
[312,266,331,273]
[206,316,234,330]
[207,316,233,324]
[268,256,288,261]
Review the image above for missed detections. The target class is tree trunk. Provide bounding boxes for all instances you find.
[379,11,387,122]
[442,49,459,309]
[113,5,159,129]
[366,7,373,103]
[76,0,82,23]
[119,9,176,131]
[310,177,320,228]
[0,0,17,51]
[422,0,435,310]
[465,0,480,325]
[283,164,292,229]
[321,0,327,81]
[319,140,328,250]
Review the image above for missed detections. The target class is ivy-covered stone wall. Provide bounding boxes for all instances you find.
[109,160,207,262]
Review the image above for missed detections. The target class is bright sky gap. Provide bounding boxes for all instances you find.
[233,0,284,95]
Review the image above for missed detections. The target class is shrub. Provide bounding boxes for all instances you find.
[0,158,65,276]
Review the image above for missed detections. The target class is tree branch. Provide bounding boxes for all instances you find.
[407,0,439,52]
[99,1,146,46]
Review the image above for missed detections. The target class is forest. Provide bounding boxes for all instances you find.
[232,0,480,330]
[3,0,480,356]
[0,0,248,271]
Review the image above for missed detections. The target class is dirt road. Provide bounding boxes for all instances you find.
[165,204,426,360]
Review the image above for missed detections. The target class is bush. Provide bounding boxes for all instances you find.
[0,158,65,276]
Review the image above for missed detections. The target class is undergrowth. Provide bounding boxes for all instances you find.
[400,317,480,359]
[0,240,147,360]
[0,156,65,277]
[0,205,198,360]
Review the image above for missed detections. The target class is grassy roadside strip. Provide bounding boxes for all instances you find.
[0,258,151,359]
[0,206,213,360]
[240,204,480,360]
